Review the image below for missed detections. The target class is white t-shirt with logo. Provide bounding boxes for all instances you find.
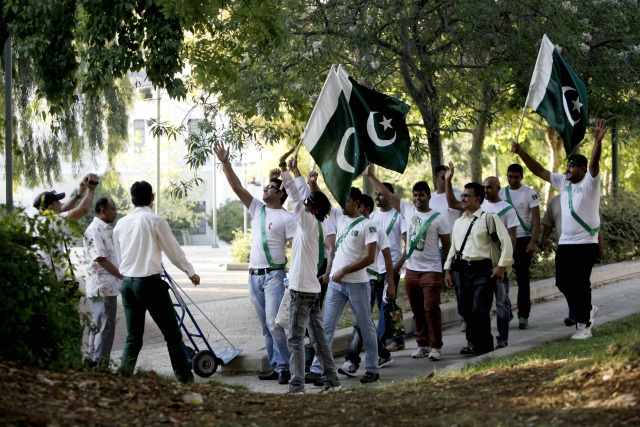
[330,207,378,283]
[367,227,390,280]
[550,172,600,245]
[430,189,463,234]
[481,200,519,230]
[499,185,540,238]
[248,198,297,269]
[370,208,403,274]
[400,200,447,273]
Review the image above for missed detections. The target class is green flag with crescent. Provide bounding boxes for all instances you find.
[526,34,589,155]
[302,65,411,208]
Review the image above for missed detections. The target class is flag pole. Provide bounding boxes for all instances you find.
[514,102,528,145]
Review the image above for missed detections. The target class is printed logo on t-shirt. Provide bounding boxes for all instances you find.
[532,194,539,200]
[368,226,377,233]
[352,230,359,236]
[409,215,427,252]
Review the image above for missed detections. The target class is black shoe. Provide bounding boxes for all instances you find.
[359,371,380,384]
[564,317,577,327]
[460,346,475,355]
[278,370,291,384]
[304,371,322,384]
[258,370,278,380]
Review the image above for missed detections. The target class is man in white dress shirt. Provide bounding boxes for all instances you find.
[114,181,200,383]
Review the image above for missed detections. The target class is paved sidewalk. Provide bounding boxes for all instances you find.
[97,246,640,394]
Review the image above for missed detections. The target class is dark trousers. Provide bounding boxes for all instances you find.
[345,279,391,367]
[377,272,405,345]
[459,260,495,353]
[119,276,194,383]
[555,244,598,325]
[513,236,533,319]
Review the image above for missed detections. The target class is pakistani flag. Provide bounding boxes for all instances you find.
[526,34,588,156]
[302,65,411,208]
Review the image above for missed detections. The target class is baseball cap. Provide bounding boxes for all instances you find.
[33,191,65,211]
[567,154,588,167]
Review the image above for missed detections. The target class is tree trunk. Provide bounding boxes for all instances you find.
[611,121,619,196]
[470,87,493,183]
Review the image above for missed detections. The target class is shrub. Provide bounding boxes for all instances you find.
[0,207,87,370]
[229,228,252,263]
[600,192,640,262]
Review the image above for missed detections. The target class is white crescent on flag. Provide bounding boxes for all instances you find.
[337,127,356,173]
[366,112,396,147]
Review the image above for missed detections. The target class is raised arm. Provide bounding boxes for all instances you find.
[590,119,607,178]
[363,165,401,212]
[213,141,253,208]
[511,143,551,183]
[444,162,463,211]
[307,170,320,192]
[65,174,99,220]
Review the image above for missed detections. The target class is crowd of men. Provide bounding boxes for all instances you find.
[32,121,606,390]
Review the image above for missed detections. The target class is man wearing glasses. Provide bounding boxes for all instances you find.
[512,120,607,340]
[444,183,513,356]
[214,141,296,384]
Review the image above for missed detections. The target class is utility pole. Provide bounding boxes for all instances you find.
[4,37,13,212]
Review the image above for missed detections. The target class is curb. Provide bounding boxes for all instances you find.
[220,259,640,374]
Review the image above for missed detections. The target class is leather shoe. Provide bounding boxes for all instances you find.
[460,346,475,355]
[257,370,278,380]
[278,370,291,384]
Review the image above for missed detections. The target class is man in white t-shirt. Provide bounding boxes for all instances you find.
[512,120,607,339]
[366,166,451,361]
[371,183,406,352]
[214,142,297,384]
[445,168,517,349]
[500,164,540,330]
[430,165,464,331]
[279,163,341,394]
[307,182,380,385]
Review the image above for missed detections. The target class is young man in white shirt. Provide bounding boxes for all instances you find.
[279,161,341,394]
[367,166,451,361]
[512,120,606,339]
[500,164,541,330]
[306,181,380,384]
[214,141,297,384]
[114,181,201,383]
[83,198,123,368]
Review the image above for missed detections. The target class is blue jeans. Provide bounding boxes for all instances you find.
[311,280,380,374]
[494,276,511,343]
[288,290,339,392]
[249,270,290,371]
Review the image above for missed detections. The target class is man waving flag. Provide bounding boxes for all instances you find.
[302,65,411,208]
[526,34,589,155]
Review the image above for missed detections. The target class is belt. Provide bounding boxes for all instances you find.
[461,259,492,269]
[250,268,284,276]
[123,274,162,280]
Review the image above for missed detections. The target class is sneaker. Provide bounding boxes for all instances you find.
[286,389,305,395]
[589,305,598,327]
[564,317,577,327]
[460,346,475,355]
[411,346,431,359]
[320,384,342,393]
[428,349,441,361]
[571,324,592,340]
[386,342,406,352]
[338,360,358,377]
[496,340,508,349]
[258,370,278,380]
[518,317,529,330]
[461,321,467,332]
[378,356,393,368]
[359,371,380,384]
[304,371,322,384]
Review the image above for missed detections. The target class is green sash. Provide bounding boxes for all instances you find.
[406,212,440,260]
[385,211,400,236]
[504,187,532,235]
[567,183,601,236]
[335,216,366,250]
[260,205,286,269]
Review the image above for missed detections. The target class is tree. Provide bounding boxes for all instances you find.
[208,199,251,243]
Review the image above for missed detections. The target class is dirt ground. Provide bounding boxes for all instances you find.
[1,357,638,426]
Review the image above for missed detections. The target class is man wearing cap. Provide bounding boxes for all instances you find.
[114,181,200,383]
[512,119,606,339]
[33,173,100,280]
[214,141,296,384]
